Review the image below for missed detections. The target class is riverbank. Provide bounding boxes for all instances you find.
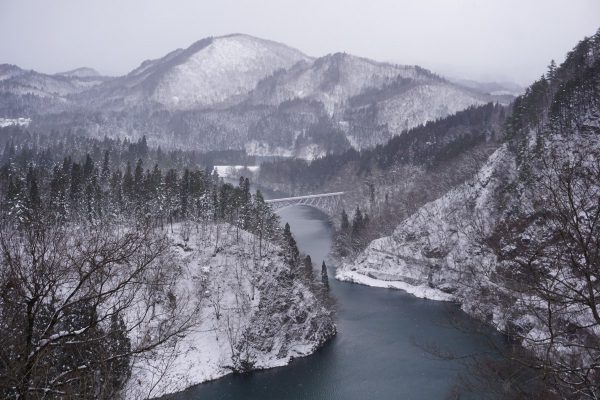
[335,269,453,301]
[127,222,334,400]
[172,205,503,400]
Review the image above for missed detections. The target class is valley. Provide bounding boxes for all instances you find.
[0,6,599,398]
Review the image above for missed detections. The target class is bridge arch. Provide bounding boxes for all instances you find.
[265,192,345,218]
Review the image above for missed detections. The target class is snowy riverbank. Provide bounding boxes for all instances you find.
[335,269,453,301]
[335,147,512,309]
[125,223,335,399]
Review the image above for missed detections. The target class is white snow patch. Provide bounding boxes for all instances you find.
[212,165,259,178]
[336,269,453,301]
[0,117,31,128]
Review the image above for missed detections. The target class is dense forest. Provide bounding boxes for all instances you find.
[339,28,600,399]
[0,126,256,172]
[259,102,506,189]
[0,131,333,398]
[258,102,507,256]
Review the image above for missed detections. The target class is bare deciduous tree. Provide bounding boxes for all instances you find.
[0,219,197,399]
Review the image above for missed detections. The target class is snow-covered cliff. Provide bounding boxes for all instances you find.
[126,222,335,399]
[336,144,516,304]
[337,28,600,397]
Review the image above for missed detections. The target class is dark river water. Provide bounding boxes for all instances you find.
[172,199,503,400]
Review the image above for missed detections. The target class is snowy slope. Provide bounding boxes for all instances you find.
[87,34,311,110]
[246,53,498,149]
[0,64,108,99]
[247,53,427,114]
[56,67,102,78]
[337,145,515,302]
[374,83,486,134]
[126,222,335,399]
[1,34,510,155]
[0,64,27,82]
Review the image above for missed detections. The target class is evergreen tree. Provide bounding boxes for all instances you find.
[70,162,83,205]
[283,222,299,265]
[101,150,110,184]
[253,190,271,257]
[122,162,134,202]
[341,208,350,231]
[180,169,190,218]
[109,169,123,216]
[106,312,132,395]
[134,158,144,203]
[304,255,313,270]
[26,167,41,213]
[547,59,557,82]
[321,261,329,287]
[164,169,179,224]
[240,177,252,229]
[83,153,94,180]
[351,206,363,237]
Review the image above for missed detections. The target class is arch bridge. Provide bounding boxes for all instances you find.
[265,192,345,217]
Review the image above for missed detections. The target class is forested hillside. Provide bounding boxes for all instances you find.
[0,35,509,158]
[0,131,335,399]
[339,28,600,399]
[259,102,507,253]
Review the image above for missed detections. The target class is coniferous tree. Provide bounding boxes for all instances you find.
[351,206,364,240]
[101,149,111,184]
[70,162,83,208]
[109,169,123,215]
[341,208,350,231]
[122,162,134,203]
[304,255,314,279]
[283,222,299,265]
[26,167,40,214]
[321,261,329,287]
[180,169,190,218]
[83,153,94,180]
[134,158,144,204]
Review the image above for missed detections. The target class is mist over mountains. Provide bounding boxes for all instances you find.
[0,34,512,158]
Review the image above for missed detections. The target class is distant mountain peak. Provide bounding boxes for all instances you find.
[57,67,102,78]
[99,33,312,109]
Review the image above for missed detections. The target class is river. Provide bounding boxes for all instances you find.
[172,198,504,399]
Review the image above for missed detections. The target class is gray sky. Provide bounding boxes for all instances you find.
[0,0,598,85]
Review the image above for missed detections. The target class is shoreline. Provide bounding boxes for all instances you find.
[335,268,454,302]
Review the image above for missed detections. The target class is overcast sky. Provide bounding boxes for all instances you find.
[1,0,598,85]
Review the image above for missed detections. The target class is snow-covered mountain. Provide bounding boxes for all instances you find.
[0,34,512,156]
[245,52,499,148]
[56,67,102,78]
[247,53,430,112]
[0,64,108,99]
[84,34,312,110]
[451,77,524,97]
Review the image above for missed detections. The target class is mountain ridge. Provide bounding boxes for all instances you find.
[0,33,512,156]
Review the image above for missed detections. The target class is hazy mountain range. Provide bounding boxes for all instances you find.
[0,34,515,158]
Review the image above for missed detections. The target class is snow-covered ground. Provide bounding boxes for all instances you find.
[336,128,600,370]
[336,146,515,308]
[125,222,334,399]
[375,84,486,136]
[132,34,310,109]
[245,140,326,160]
[212,165,260,178]
[336,269,452,301]
[0,117,31,128]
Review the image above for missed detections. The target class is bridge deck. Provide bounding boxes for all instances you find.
[265,192,345,203]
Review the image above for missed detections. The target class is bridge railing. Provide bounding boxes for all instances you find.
[264,192,345,203]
